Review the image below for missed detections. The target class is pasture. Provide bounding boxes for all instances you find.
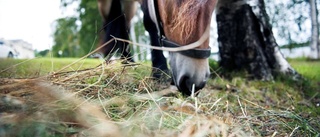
[0,57,319,136]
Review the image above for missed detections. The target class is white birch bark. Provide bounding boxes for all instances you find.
[309,0,319,59]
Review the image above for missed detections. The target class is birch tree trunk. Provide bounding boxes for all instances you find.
[216,0,301,80]
[310,0,319,59]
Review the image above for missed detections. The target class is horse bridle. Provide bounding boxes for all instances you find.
[148,0,211,59]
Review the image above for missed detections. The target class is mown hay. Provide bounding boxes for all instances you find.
[0,58,319,137]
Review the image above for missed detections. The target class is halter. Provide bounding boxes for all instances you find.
[148,0,211,59]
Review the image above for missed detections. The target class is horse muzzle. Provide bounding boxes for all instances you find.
[176,74,208,96]
[170,53,210,96]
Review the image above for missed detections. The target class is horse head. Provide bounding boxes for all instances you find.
[156,0,217,95]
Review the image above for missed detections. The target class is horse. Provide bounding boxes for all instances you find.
[97,0,217,96]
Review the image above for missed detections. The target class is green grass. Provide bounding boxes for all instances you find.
[288,58,320,82]
[1,57,318,81]
[0,58,101,78]
[0,57,319,136]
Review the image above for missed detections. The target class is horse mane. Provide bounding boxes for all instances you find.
[169,0,208,43]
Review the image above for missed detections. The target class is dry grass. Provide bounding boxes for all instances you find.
[0,57,319,137]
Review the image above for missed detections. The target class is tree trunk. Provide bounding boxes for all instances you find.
[216,0,300,80]
[310,0,319,59]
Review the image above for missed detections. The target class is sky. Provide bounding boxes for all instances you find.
[0,0,77,51]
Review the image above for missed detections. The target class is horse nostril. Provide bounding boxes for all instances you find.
[178,76,191,96]
[197,82,206,90]
[177,76,207,96]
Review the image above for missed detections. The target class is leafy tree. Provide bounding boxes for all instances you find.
[52,17,79,57]
[77,0,102,56]
[266,0,310,46]
[35,49,50,57]
[54,0,101,57]
[265,0,320,58]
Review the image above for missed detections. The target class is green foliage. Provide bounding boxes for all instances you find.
[35,49,50,57]
[209,58,219,70]
[54,0,101,58]
[266,0,319,46]
[280,41,310,49]
[77,0,102,55]
[52,17,80,57]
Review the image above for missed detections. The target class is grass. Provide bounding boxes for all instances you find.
[288,58,320,81]
[0,58,101,78]
[0,57,319,136]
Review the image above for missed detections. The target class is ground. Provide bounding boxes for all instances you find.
[0,57,319,136]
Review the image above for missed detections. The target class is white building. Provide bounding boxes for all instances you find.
[3,39,35,59]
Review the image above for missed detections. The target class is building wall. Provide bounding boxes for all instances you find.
[5,39,35,59]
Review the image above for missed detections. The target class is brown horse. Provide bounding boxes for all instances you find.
[97,0,217,96]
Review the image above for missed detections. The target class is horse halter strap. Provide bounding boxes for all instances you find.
[148,0,211,59]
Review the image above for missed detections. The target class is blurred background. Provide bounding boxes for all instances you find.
[0,0,319,60]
